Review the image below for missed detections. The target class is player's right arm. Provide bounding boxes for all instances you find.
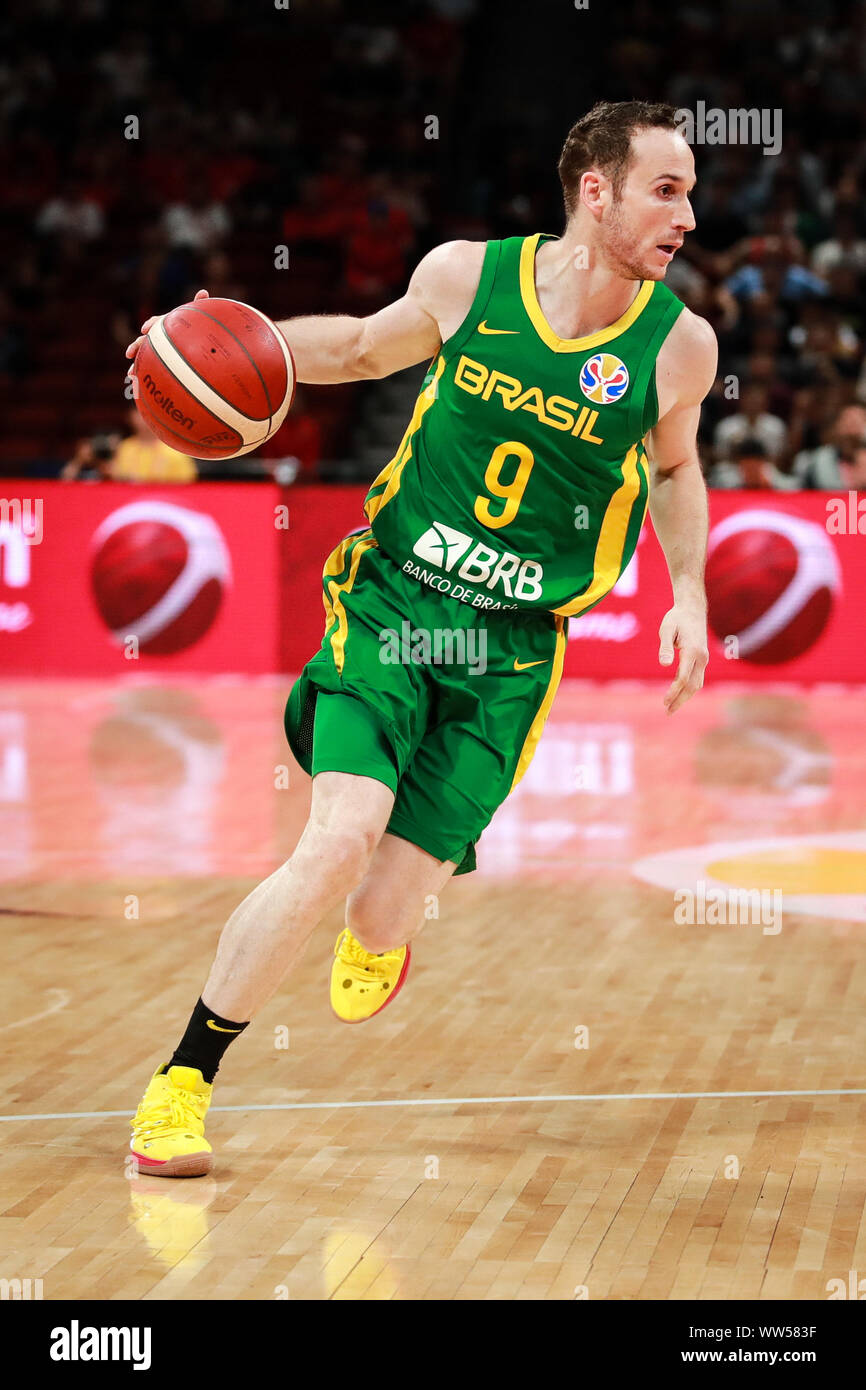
[124,241,486,384]
[279,240,486,382]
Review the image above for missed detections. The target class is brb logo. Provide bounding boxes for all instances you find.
[579,353,629,405]
[412,521,543,601]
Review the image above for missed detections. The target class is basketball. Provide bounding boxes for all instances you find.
[705,509,841,664]
[130,298,295,460]
[90,500,231,654]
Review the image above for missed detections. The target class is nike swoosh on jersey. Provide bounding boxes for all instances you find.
[206,1019,244,1033]
[478,321,519,335]
[513,658,549,670]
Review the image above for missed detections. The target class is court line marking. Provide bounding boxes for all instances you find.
[1,1086,865,1122]
[0,989,70,1033]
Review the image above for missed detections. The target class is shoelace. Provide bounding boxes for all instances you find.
[131,1085,207,1137]
[336,929,401,972]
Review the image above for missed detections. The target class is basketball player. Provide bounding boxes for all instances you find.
[125,101,715,1176]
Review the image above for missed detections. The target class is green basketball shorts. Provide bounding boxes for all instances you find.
[284,528,567,875]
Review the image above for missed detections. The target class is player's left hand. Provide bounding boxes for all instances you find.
[658,603,708,714]
[124,288,210,361]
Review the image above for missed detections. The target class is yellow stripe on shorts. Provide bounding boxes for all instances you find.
[321,536,352,633]
[324,532,378,675]
[510,615,567,791]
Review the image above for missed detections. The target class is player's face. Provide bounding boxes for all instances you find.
[602,129,696,281]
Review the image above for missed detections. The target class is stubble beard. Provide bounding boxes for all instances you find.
[602,198,661,282]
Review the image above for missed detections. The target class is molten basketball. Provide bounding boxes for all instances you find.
[705,509,841,664]
[131,298,295,460]
[90,500,231,654]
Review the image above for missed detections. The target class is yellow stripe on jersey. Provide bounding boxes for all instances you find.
[553,444,647,618]
[519,233,654,353]
[324,533,378,675]
[365,357,446,523]
[510,616,567,792]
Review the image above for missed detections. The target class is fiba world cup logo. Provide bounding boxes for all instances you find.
[579,353,630,405]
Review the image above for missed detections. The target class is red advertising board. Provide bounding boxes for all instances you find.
[564,490,865,683]
[2,482,864,681]
[0,483,283,674]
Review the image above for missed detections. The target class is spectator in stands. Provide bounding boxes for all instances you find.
[790,302,861,379]
[668,258,738,332]
[95,31,151,102]
[35,174,105,244]
[344,171,413,302]
[719,209,806,281]
[713,383,787,469]
[825,266,866,349]
[711,439,799,491]
[725,250,828,306]
[664,253,709,307]
[282,173,347,250]
[786,382,851,463]
[742,351,794,423]
[202,251,246,304]
[811,207,866,277]
[110,409,198,483]
[62,430,122,482]
[792,404,866,489]
[162,173,230,254]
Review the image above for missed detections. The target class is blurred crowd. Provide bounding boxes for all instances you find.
[1,0,866,487]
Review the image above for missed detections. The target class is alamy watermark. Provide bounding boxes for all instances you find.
[0,498,43,545]
[674,881,782,935]
[826,492,866,535]
[379,621,487,675]
[49,1321,151,1370]
[675,103,782,157]
[826,1270,866,1299]
[0,1277,43,1299]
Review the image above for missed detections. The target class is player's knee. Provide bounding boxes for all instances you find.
[345,885,415,953]
[296,821,379,895]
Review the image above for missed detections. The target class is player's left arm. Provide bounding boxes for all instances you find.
[646,309,718,714]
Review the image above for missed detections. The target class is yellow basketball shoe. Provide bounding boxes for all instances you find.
[129,1065,214,1178]
[330,928,411,1024]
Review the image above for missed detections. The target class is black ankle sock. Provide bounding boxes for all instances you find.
[167,997,249,1084]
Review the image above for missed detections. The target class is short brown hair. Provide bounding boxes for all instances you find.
[558,100,681,216]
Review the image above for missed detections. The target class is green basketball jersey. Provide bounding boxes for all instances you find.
[364,232,684,616]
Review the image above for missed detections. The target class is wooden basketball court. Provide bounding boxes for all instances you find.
[1,676,864,1300]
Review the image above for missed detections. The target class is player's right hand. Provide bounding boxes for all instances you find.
[124,288,210,361]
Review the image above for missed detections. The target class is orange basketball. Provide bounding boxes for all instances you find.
[130,298,295,460]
